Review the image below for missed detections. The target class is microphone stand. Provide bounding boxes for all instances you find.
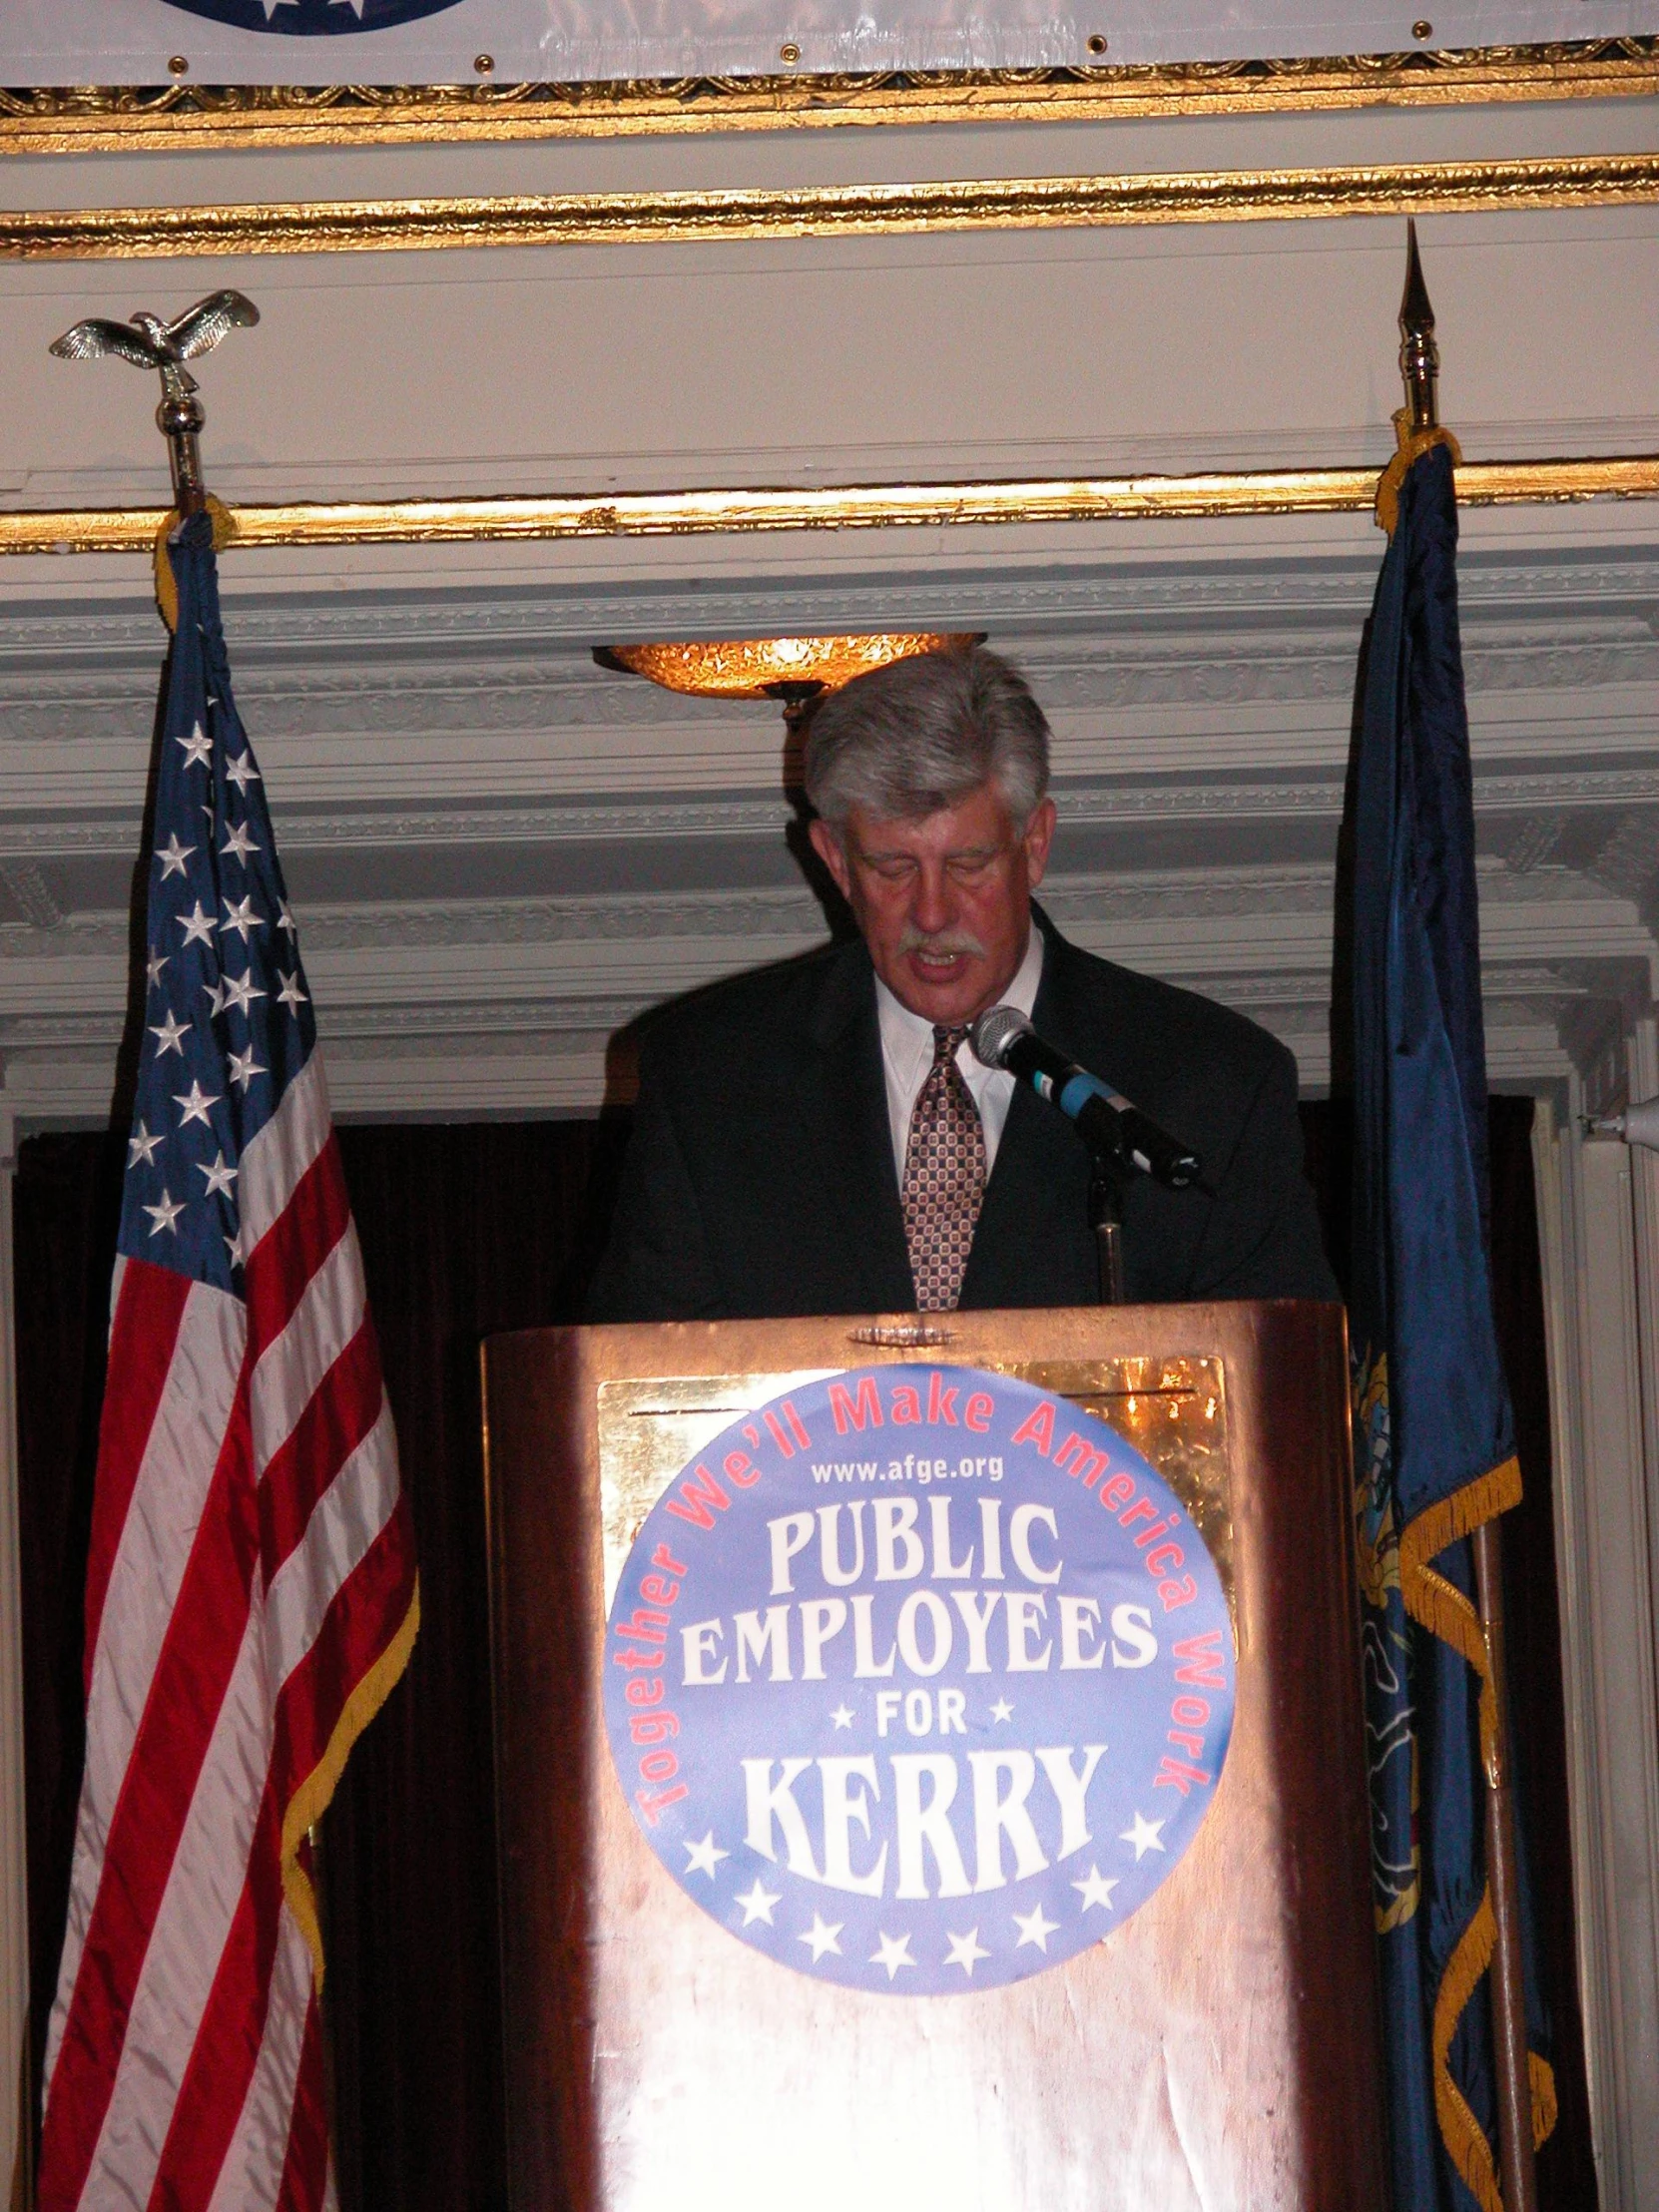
[1087,1148,1127,1307]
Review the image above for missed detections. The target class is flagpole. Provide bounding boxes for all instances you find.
[1398,220,1539,2212]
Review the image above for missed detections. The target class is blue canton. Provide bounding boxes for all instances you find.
[121,514,317,1292]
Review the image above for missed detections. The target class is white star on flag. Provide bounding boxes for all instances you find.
[943,1929,990,1976]
[174,1080,220,1129]
[198,1153,238,1199]
[734,1880,781,1928]
[177,900,216,948]
[869,1932,916,1981]
[989,1698,1014,1723]
[799,1915,842,1961]
[225,1223,246,1268]
[226,751,261,791]
[176,721,212,769]
[277,901,296,937]
[1013,1905,1060,1952]
[227,1045,266,1093]
[142,1189,185,1237]
[221,823,260,862]
[221,972,266,1016]
[1072,1866,1119,1913]
[156,834,195,879]
[830,1703,854,1730]
[222,894,264,943]
[203,978,228,1018]
[276,971,307,1013]
[682,1832,728,1880]
[145,947,169,989]
[1119,1812,1166,1862]
[127,1121,163,1170]
[149,1011,188,1058]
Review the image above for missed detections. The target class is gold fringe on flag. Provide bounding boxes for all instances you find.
[1375,412,1464,537]
[1397,1459,1557,2204]
[280,1578,422,1986]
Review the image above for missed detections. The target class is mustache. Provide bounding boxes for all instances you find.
[896,925,987,958]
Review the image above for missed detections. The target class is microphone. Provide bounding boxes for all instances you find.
[970,1006,1202,1190]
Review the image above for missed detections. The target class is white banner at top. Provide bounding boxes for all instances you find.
[2,0,1653,87]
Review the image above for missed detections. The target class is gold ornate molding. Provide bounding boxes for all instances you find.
[4,458,1655,555]
[2,41,1656,151]
[5,152,1658,260]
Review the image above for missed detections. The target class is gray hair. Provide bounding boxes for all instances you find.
[802,645,1051,829]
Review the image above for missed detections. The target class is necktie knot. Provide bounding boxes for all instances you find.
[932,1024,971,1066]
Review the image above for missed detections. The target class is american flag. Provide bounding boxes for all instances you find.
[38,513,419,2212]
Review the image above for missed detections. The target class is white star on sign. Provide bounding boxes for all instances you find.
[228,1045,266,1092]
[178,900,216,948]
[143,1188,185,1237]
[221,971,266,1016]
[221,822,260,863]
[799,1915,842,1961]
[127,1120,163,1170]
[226,752,261,792]
[174,1080,220,1129]
[1072,1866,1119,1914]
[146,946,169,989]
[1119,1812,1166,1863]
[176,721,212,770]
[830,1703,854,1730]
[221,894,264,943]
[157,833,195,879]
[682,1832,728,1880]
[1013,1905,1060,1952]
[149,1011,188,1058]
[943,1928,990,1976]
[869,1932,915,1981]
[989,1698,1014,1724]
[276,970,307,1013]
[734,1879,781,1928]
[198,1152,238,1199]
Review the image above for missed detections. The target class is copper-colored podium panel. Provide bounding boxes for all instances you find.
[483,1305,1385,2212]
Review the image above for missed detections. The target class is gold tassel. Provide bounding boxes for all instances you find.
[152,495,239,632]
[1375,409,1463,537]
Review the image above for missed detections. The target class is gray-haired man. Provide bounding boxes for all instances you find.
[589,646,1336,1321]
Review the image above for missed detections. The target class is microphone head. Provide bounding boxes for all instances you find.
[970,1004,1031,1069]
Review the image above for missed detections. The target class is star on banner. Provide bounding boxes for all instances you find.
[943,1929,990,1976]
[1072,1866,1120,1914]
[1013,1905,1060,1952]
[143,1189,185,1237]
[989,1698,1014,1724]
[682,1832,728,1880]
[228,1045,266,1093]
[734,1880,781,1928]
[176,722,212,770]
[799,1916,842,1961]
[146,947,169,989]
[177,900,216,948]
[1119,1812,1166,1862]
[156,834,195,879]
[830,1703,854,1730]
[174,1080,220,1129]
[226,752,261,792]
[276,971,307,1013]
[127,1121,163,1170]
[149,1011,188,1058]
[869,1932,915,1981]
[221,823,260,863]
[222,972,266,1017]
[198,1152,238,1200]
[222,895,264,944]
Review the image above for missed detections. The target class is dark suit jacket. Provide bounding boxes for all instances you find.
[588,910,1338,1319]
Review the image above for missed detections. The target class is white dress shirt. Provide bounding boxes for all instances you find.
[875,927,1045,1184]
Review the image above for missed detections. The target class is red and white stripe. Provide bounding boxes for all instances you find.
[39,1055,417,2212]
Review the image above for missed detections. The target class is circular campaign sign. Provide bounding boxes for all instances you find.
[604,1365,1233,1995]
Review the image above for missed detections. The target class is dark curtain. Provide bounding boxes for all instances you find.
[13,1100,1595,2208]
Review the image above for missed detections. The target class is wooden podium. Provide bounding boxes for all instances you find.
[482,1301,1386,2212]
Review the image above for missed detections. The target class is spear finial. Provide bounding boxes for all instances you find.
[1398,219,1438,434]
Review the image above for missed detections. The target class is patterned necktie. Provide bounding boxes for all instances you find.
[901,1024,988,1312]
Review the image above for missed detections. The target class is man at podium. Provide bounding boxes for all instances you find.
[590,645,1336,1320]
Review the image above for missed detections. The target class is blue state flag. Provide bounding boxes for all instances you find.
[1349,435,1555,2210]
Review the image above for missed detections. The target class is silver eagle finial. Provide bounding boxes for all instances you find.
[50,290,260,513]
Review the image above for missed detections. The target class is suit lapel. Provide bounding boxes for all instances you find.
[802,942,914,1310]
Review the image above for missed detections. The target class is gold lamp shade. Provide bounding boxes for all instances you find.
[600,632,983,702]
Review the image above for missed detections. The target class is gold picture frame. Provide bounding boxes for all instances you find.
[1,38,1656,154]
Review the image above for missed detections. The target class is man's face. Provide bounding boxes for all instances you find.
[809,781,1057,1028]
